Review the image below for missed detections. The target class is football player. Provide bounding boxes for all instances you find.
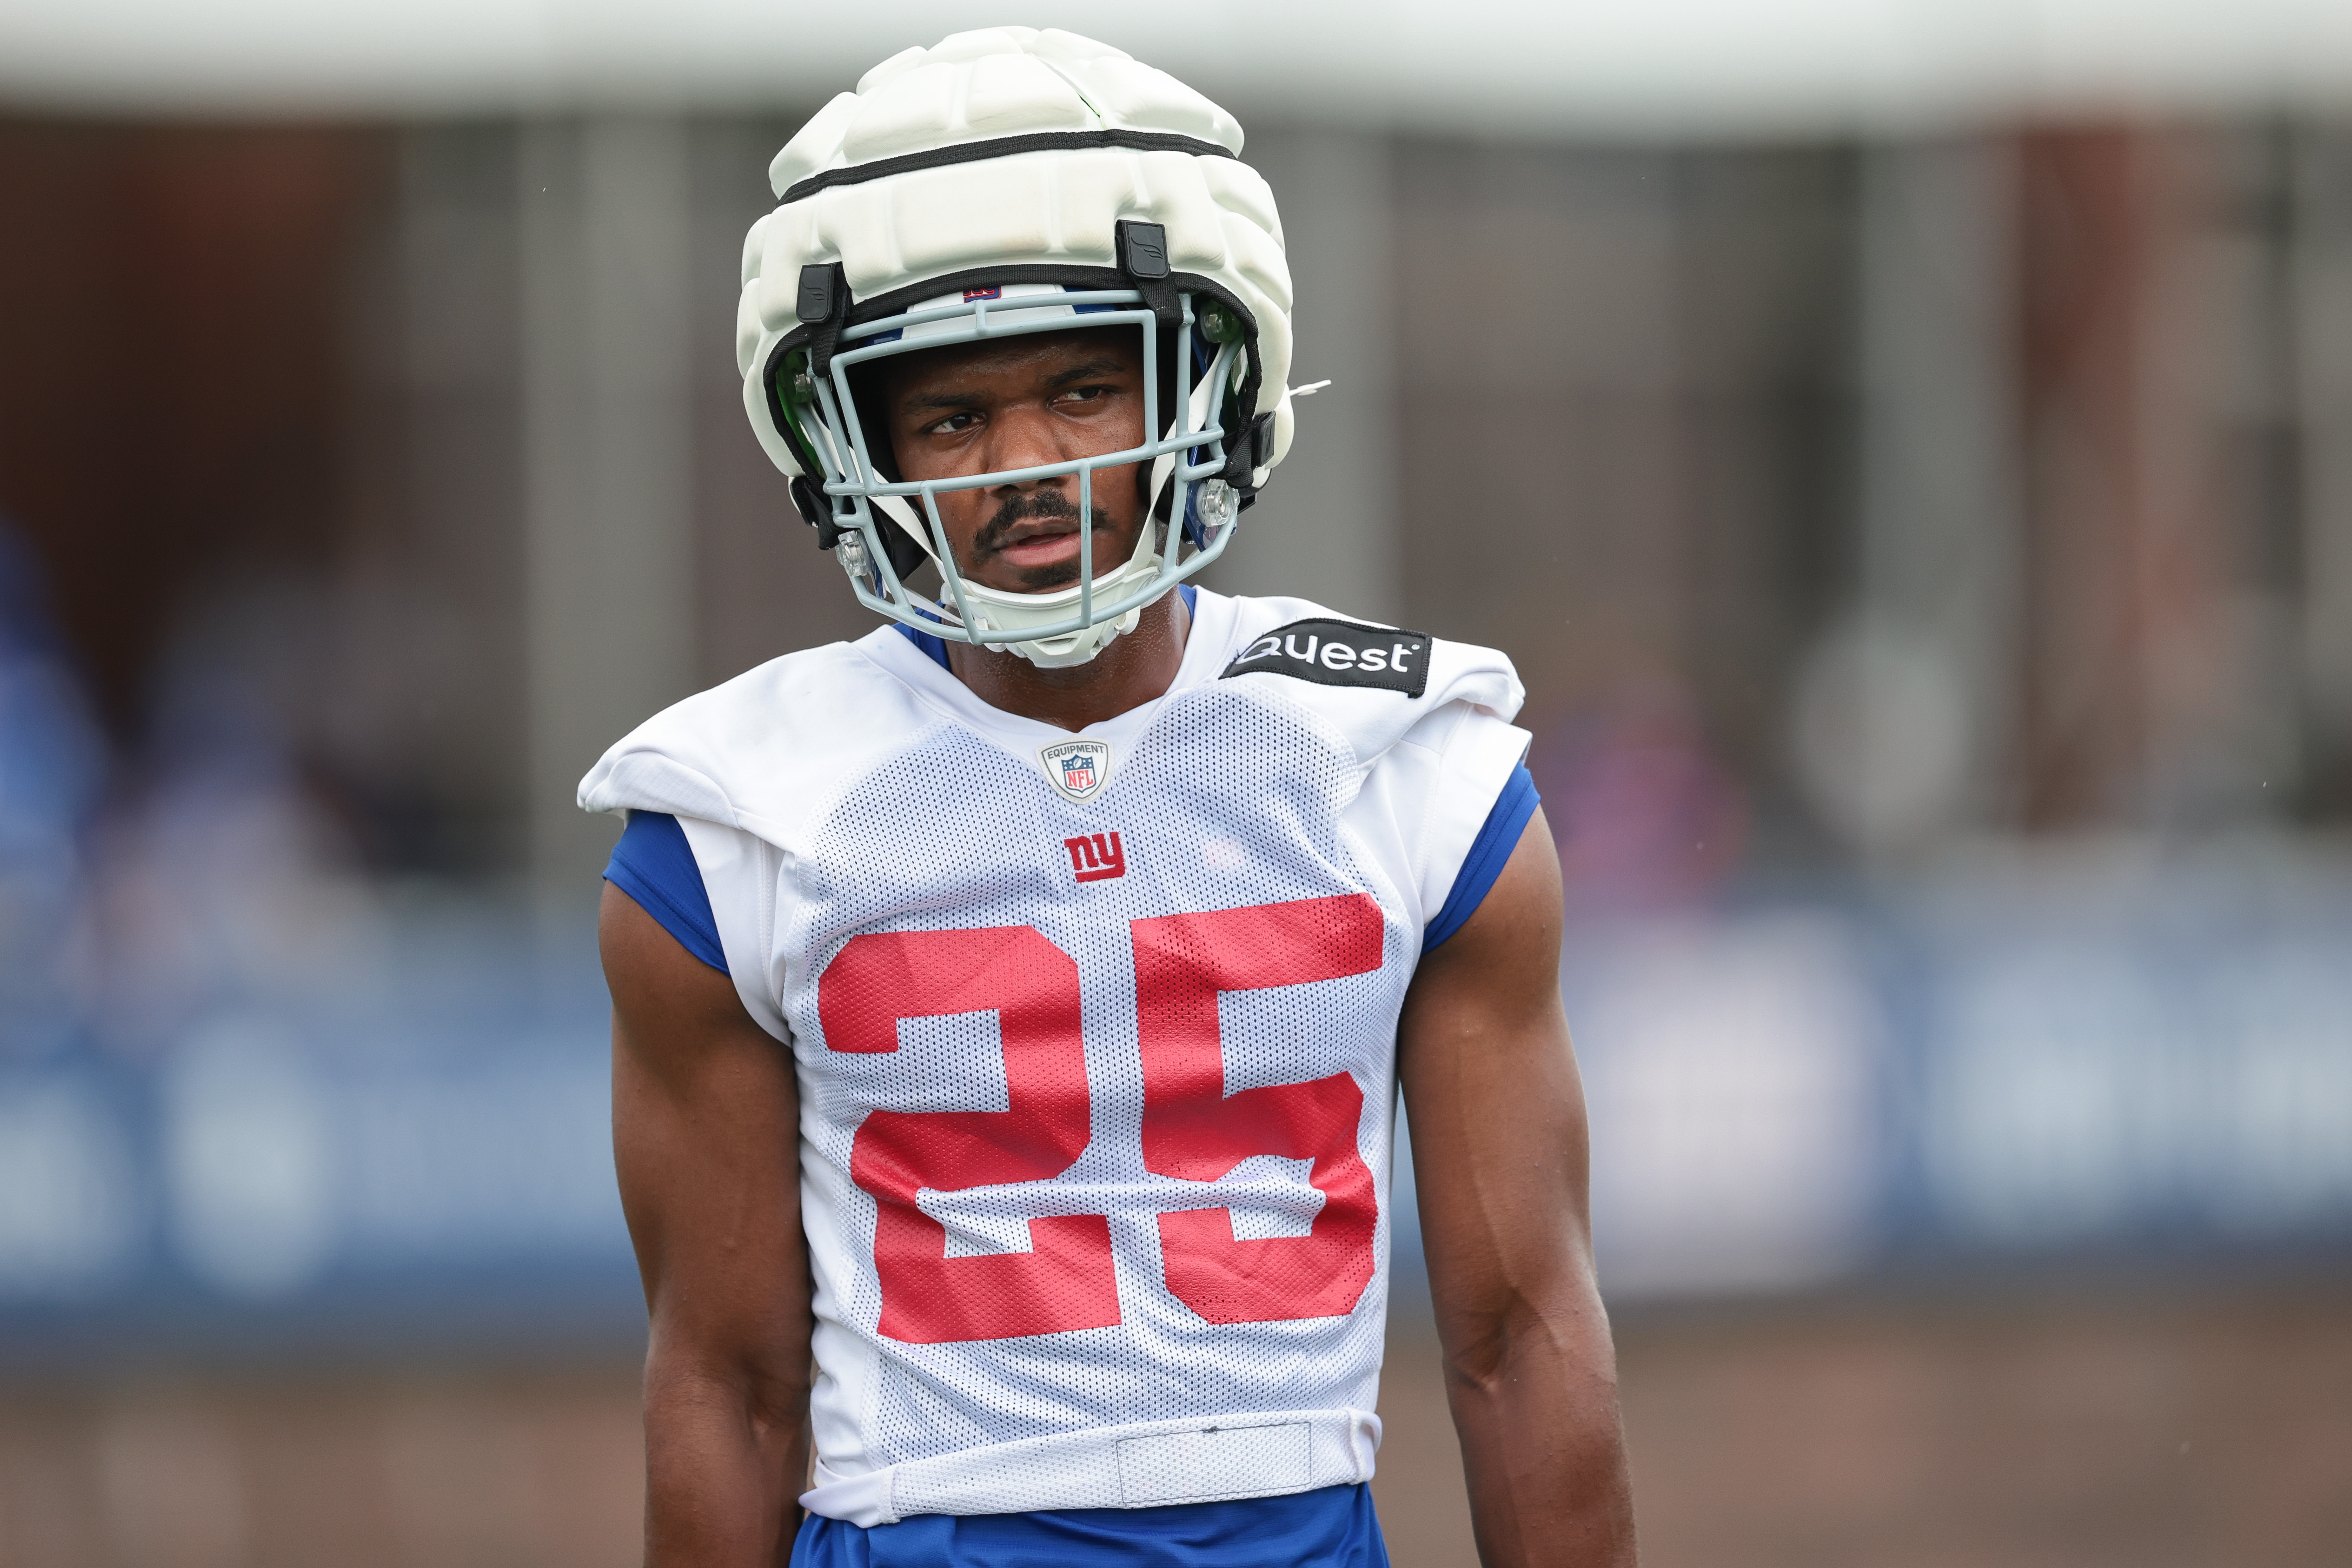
[587,28,1634,1568]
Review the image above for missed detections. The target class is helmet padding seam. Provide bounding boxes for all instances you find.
[778,129,1238,206]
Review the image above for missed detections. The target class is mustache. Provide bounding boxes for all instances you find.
[972,488,1115,556]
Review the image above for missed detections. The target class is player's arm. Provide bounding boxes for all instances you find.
[1396,807,1637,1568]
[603,883,814,1568]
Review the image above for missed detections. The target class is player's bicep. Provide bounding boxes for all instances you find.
[1396,809,1593,1328]
[603,883,811,1380]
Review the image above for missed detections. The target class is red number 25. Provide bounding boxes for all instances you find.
[817,895,1384,1343]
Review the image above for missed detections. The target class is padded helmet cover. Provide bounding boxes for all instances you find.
[734,27,1295,491]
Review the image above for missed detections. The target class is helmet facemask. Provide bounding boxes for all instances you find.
[735,30,1297,660]
[771,278,1257,667]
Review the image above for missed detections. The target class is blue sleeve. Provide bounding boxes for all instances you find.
[604,811,729,975]
[1423,764,1540,952]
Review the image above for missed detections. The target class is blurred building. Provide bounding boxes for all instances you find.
[3,7,2352,1565]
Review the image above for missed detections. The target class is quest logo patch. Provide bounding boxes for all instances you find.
[1219,618,1433,698]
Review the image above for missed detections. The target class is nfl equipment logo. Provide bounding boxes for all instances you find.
[1038,738,1111,804]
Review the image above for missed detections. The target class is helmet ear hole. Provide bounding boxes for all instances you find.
[847,365,902,485]
[791,477,836,547]
[875,515,932,586]
[841,361,935,586]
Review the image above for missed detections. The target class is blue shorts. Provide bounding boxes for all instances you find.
[789,1483,1390,1568]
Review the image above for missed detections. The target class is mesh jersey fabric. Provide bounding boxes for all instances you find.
[605,809,729,972]
[789,1481,1387,1568]
[579,588,1528,1525]
[610,756,1540,977]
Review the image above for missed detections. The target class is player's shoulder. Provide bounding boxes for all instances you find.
[1209,591,1525,728]
[576,632,940,833]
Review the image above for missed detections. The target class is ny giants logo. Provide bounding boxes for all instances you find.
[1063,831,1125,883]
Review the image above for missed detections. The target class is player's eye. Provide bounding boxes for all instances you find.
[923,411,980,435]
[1056,385,1111,406]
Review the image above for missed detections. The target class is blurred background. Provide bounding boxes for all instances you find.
[3,4,2351,1565]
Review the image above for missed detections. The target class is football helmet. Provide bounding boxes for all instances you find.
[736,28,1295,666]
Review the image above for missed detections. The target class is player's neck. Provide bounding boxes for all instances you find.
[945,589,1191,732]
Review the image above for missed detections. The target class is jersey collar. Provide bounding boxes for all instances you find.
[858,585,1242,757]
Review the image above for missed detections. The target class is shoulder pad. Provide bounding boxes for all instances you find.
[576,635,938,838]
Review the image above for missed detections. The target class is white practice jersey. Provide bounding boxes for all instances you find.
[580,590,1528,1527]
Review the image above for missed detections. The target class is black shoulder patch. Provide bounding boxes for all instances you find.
[1219,618,1433,698]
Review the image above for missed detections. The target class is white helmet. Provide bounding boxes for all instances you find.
[736,28,1295,666]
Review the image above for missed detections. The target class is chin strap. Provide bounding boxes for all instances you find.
[872,493,930,557]
[1144,353,1229,527]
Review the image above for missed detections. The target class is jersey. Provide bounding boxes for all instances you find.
[579,589,1529,1528]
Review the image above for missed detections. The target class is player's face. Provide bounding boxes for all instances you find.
[877,327,1150,595]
